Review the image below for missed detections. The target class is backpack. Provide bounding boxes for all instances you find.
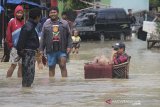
[9,18,23,47]
[12,27,22,47]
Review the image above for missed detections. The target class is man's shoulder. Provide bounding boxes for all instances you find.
[60,19,69,25]
[44,18,51,24]
[8,18,15,25]
[43,18,52,28]
[9,18,15,22]
[22,21,33,31]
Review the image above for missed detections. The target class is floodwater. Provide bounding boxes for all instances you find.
[0,36,160,107]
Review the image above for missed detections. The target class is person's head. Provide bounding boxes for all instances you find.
[29,8,41,23]
[128,9,132,15]
[14,5,24,20]
[73,30,79,36]
[112,42,125,54]
[61,11,67,20]
[49,6,59,21]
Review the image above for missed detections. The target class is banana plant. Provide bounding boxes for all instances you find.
[59,0,93,11]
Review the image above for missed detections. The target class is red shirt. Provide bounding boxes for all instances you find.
[6,18,24,48]
[113,53,128,65]
[6,5,24,48]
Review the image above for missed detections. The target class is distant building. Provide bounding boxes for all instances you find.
[110,0,149,13]
[93,0,149,13]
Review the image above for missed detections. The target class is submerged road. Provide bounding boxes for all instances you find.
[0,37,160,107]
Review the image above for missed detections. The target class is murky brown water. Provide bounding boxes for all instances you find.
[0,37,160,107]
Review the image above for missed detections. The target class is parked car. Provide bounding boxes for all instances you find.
[74,8,131,41]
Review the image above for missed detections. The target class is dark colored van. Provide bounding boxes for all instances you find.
[74,8,131,41]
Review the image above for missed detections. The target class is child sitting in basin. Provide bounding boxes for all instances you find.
[92,42,128,65]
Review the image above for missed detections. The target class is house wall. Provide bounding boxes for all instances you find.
[110,0,149,13]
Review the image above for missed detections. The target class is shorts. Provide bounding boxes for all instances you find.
[9,47,22,64]
[47,51,67,67]
[72,43,80,48]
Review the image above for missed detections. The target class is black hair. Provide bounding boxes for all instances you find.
[49,6,59,13]
[29,8,41,20]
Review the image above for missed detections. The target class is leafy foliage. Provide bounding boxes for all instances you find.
[150,0,160,7]
[59,0,93,11]
[58,0,94,21]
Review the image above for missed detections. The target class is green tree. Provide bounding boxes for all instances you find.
[59,0,93,11]
[58,0,93,21]
[150,0,160,7]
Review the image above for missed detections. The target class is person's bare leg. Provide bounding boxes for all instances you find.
[6,64,17,77]
[59,57,67,77]
[37,61,43,70]
[49,65,56,77]
[17,63,22,78]
[72,48,75,54]
[75,48,79,54]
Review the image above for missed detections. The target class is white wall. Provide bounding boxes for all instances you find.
[110,0,149,13]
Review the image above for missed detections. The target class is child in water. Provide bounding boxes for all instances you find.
[72,30,81,54]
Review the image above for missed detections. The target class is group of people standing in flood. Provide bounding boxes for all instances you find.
[4,5,128,88]
[4,5,81,87]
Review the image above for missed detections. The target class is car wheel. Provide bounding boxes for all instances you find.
[120,33,125,41]
[99,33,105,41]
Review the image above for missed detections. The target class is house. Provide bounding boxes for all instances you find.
[110,0,149,13]
[95,0,149,13]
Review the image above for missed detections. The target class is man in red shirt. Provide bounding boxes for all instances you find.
[6,5,24,78]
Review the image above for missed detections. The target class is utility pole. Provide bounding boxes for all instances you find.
[94,0,95,8]
[1,0,5,43]
[62,0,64,11]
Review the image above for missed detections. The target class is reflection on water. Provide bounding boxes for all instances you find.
[0,38,160,107]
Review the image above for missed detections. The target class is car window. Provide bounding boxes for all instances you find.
[105,12,116,20]
[75,21,83,27]
[97,13,105,19]
[96,13,106,23]
[116,10,126,19]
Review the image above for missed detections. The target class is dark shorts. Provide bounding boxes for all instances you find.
[47,51,67,67]
[72,43,80,48]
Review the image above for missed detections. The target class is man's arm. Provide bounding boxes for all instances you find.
[39,24,46,53]
[66,23,72,52]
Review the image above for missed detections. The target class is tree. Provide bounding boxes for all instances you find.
[59,0,93,11]
[150,0,160,8]
[58,0,93,21]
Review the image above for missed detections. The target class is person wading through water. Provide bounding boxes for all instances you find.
[6,5,24,78]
